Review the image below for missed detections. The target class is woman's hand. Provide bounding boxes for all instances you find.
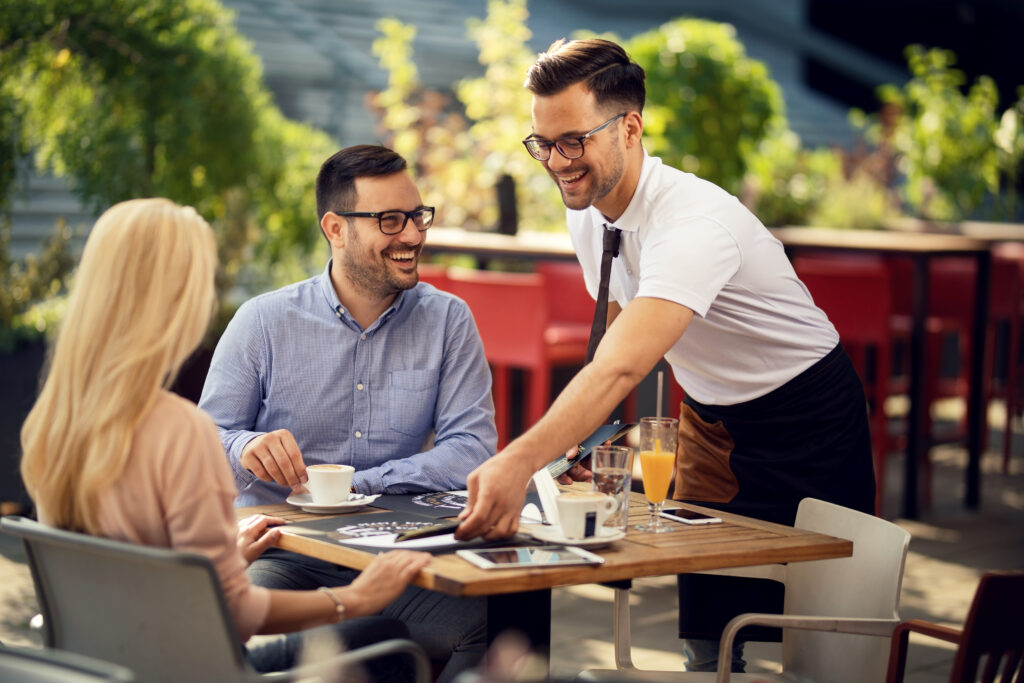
[236,514,287,565]
[338,550,431,617]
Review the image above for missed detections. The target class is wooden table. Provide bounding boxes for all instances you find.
[885,217,1024,243]
[240,491,851,663]
[424,227,577,262]
[425,225,994,519]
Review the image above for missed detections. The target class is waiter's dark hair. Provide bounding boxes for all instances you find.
[316,145,408,221]
[524,38,645,113]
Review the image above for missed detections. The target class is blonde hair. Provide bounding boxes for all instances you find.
[21,198,217,533]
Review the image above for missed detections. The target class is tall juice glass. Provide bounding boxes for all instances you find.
[635,416,678,533]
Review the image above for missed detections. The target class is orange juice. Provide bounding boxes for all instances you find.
[639,450,675,504]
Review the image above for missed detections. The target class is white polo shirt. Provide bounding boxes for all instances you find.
[568,151,838,405]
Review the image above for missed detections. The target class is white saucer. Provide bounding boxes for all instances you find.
[286,493,380,514]
[527,524,626,548]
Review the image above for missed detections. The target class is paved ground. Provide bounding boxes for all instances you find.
[2,409,1022,681]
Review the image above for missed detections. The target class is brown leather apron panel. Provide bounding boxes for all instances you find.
[673,402,739,503]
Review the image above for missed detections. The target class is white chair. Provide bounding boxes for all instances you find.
[1,515,431,683]
[580,498,911,683]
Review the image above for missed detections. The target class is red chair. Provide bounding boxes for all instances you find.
[533,260,650,419]
[446,267,589,447]
[794,255,896,515]
[416,262,450,290]
[534,261,593,336]
[885,570,1024,683]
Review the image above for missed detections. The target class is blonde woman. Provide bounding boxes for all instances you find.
[20,198,430,678]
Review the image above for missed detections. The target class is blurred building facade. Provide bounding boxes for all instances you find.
[9,0,1018,254]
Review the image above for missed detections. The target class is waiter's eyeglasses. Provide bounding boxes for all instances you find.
[522,113,627,161]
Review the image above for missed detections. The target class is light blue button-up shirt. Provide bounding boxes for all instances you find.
[199,261,497,506]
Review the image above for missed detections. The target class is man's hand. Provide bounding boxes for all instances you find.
[241,429,306,488]
[456,454,533,541]
[236,514,287,565]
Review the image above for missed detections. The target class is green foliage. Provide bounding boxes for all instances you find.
[993,88,1024,219]
[0,0,336,339]
[2,0,263,212]
[625,18,786,194]
[368,0,564,232]
[809,171,898,231]
[742,130,842,227]
[856,46,1000,221]
[0,216,73,351]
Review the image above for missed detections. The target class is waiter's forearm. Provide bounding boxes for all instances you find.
[502,357,643,469]
[499,296,694,469]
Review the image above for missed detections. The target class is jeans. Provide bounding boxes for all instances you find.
[246,617,414,681]
[249,548,487,683]
[682,638,746,673]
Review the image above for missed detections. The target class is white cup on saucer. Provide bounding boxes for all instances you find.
[556,492,618,540]
[306,464,355,505]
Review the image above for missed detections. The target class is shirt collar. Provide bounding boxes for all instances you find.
[316,259,412,329]
[587,149,657,234]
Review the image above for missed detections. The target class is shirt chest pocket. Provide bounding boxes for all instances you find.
[387,369,439,437]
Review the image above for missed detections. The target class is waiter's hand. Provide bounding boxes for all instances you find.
[556,445,593,484]
[456,454,532,541]
[241,429,307,489]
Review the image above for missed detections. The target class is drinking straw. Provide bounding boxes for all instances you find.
[656,370,663,421]
[655,370,664,454]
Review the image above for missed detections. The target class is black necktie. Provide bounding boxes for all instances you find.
[586,225,622,363]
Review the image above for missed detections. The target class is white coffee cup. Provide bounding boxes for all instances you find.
[306,464,355,505]
[556,492,618,540]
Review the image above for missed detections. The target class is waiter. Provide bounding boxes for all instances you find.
[456,38,875,673]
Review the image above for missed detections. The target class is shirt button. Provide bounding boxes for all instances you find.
[360,334,366,340]
[355,430,362,438]
[357,383,364,391]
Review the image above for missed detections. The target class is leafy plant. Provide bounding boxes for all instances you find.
[625,18,786,194]
[0,0,337,339]
[368,0,573,234]
[993,88,1024,220]
[0,216,73,351]
[742,130,842,227]
[854,46,1000,221]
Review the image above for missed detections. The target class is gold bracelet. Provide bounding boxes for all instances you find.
[318,586,346,623]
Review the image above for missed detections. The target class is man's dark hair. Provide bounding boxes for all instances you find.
[315,144,408,221]
[524,38,645,113]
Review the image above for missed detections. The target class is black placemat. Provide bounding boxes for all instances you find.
[370,491,543,519]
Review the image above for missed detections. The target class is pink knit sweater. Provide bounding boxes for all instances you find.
[80,390,270,640]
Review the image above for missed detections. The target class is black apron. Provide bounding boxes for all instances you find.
[674,343,876,640]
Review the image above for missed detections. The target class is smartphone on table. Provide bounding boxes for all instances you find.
[659,507,723,525]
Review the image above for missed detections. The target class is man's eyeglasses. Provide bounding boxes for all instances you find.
[522,113,627,162]
[332,207,435,235]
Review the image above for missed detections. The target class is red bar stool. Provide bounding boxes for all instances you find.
[794,254,896,515]
[992,243,1024,472]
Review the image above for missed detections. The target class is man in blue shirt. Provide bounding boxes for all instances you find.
[200,144,496,682]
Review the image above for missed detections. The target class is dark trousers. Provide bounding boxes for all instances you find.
[674,344,876,640]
